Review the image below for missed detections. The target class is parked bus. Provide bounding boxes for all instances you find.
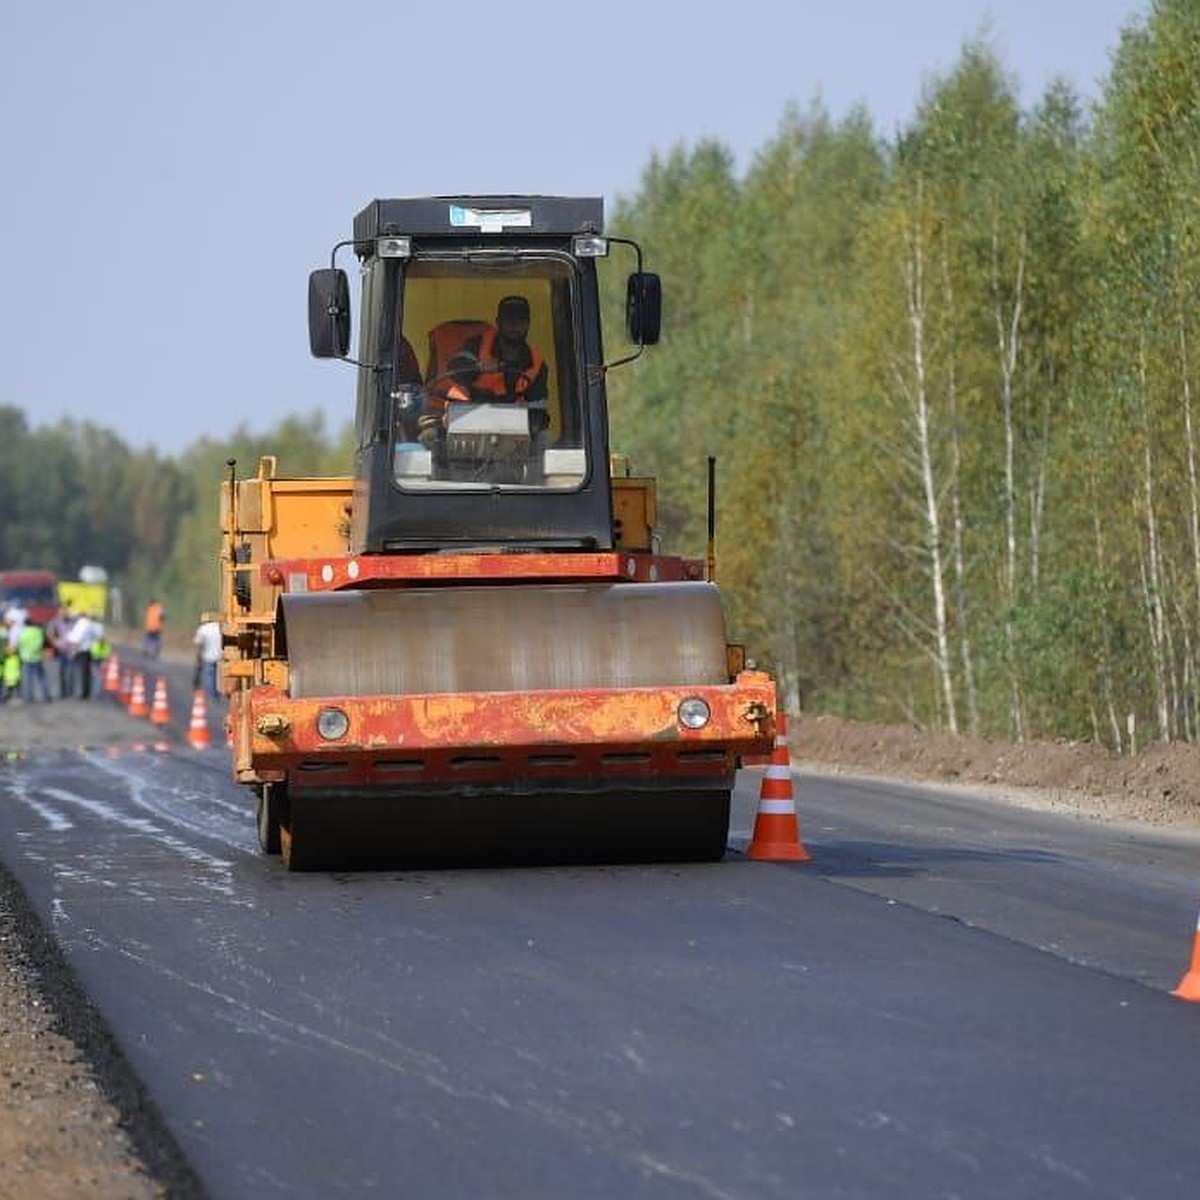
[0,569,60,625]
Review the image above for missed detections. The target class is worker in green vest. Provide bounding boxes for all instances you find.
[17,621,52,702]
[0,634,19,702]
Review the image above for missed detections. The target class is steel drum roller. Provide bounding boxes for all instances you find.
[281,581,730,699]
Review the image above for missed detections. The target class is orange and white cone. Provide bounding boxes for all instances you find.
[127,672,149,719]
[187,690,211,749]
[1173,905,1200,1001]
[102,652,120,693]
[747,713,811,862]
[149,676,171,726]
[118,667,133,707]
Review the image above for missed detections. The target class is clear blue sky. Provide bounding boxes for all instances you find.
[0,0,1147,457]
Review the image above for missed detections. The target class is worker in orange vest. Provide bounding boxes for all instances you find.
[472,295,548,408]
[142,598,166,660]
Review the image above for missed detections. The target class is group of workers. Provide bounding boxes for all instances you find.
[1,603,111,704]
[0,598,223,706]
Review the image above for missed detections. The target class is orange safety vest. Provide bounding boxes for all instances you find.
[144,601,164,633]
[472,327,545,402]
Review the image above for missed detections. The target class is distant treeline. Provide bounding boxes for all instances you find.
[0,407,351,642]
[3,2,1195,750]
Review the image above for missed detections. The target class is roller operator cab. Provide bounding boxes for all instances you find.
[309,196,660,553]
[222,195,775,871]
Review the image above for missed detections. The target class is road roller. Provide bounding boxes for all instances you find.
[219,195,776,870]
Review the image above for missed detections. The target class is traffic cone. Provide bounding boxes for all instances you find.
[187,690,211,749]
[127,672,149,719]
[149,676,171,726]
[119,667,132,707]
[102,652,120,693]
[746,713,811,862]
[1173,905,1200,1001]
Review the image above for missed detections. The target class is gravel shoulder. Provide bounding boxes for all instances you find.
[0,886,157,1200]
[1,693,204,1199]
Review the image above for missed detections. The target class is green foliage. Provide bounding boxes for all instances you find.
[610,9,1200,749]
[0,403,352,635]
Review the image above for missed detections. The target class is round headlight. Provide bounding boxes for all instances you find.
[677,697,711,730]
[316,707,350,741]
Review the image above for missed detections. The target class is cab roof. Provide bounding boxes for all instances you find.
[353,195,604,255]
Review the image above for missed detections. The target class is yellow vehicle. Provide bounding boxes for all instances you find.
[220,195,775,870]
[57,566,109,619]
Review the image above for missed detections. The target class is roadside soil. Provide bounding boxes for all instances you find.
[2,695,1199,1196]
[0,695,202,1199]
[795,712,1200,831]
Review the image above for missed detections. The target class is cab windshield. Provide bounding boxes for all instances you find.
[390,254,586,492]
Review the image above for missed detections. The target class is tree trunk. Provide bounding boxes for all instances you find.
[992,228,1026,740]
[903,196,957,733]
[1136,342,1171,740]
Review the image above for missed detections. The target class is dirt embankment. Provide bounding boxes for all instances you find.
[795,713,1200,831]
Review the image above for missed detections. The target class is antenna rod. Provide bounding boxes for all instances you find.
[706,456,717,583]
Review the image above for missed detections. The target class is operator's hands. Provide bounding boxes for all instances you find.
[417,413,442,447]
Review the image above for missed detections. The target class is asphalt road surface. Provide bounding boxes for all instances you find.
[1,720,1200,1197]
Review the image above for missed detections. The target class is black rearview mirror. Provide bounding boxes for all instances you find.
[626,272,662,346]
[308,268,351,358]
